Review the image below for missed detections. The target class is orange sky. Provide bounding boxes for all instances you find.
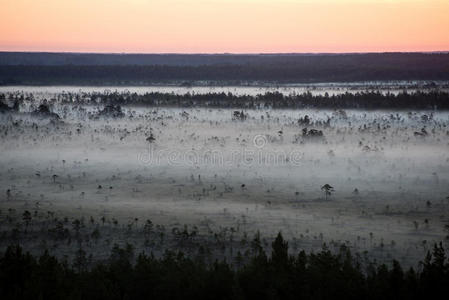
[0,0,448,53]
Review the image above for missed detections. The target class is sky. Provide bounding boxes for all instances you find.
[0,0,448,53]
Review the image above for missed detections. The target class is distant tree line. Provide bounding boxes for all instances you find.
[1,52,448,67]
[1,233,449,300]
[1,53,449,84]
[58,91,449,109]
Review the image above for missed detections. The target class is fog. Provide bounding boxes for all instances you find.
[1,88,449,266]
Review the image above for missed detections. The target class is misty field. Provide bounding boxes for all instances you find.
[1,86,449,268]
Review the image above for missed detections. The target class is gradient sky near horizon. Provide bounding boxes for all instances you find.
[1,0,448,53]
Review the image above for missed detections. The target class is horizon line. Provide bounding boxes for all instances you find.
[1,50,449,56]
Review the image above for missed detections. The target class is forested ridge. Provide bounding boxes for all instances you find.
[1,52,449,85]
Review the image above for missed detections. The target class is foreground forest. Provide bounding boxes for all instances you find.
[1,233,449,300]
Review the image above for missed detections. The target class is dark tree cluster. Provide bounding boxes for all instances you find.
[97,104,125,118]
[0,95,19,113]
[1,233,449,300]
[58,90,449,110]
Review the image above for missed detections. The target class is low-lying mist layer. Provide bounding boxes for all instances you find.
[1,88,449,268]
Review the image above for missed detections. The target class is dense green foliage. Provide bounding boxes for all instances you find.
[1,233,448,300]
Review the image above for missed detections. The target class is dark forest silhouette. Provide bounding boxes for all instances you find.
[1,52,449,85]
[1,233,448,300]
[51,91,449,110]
